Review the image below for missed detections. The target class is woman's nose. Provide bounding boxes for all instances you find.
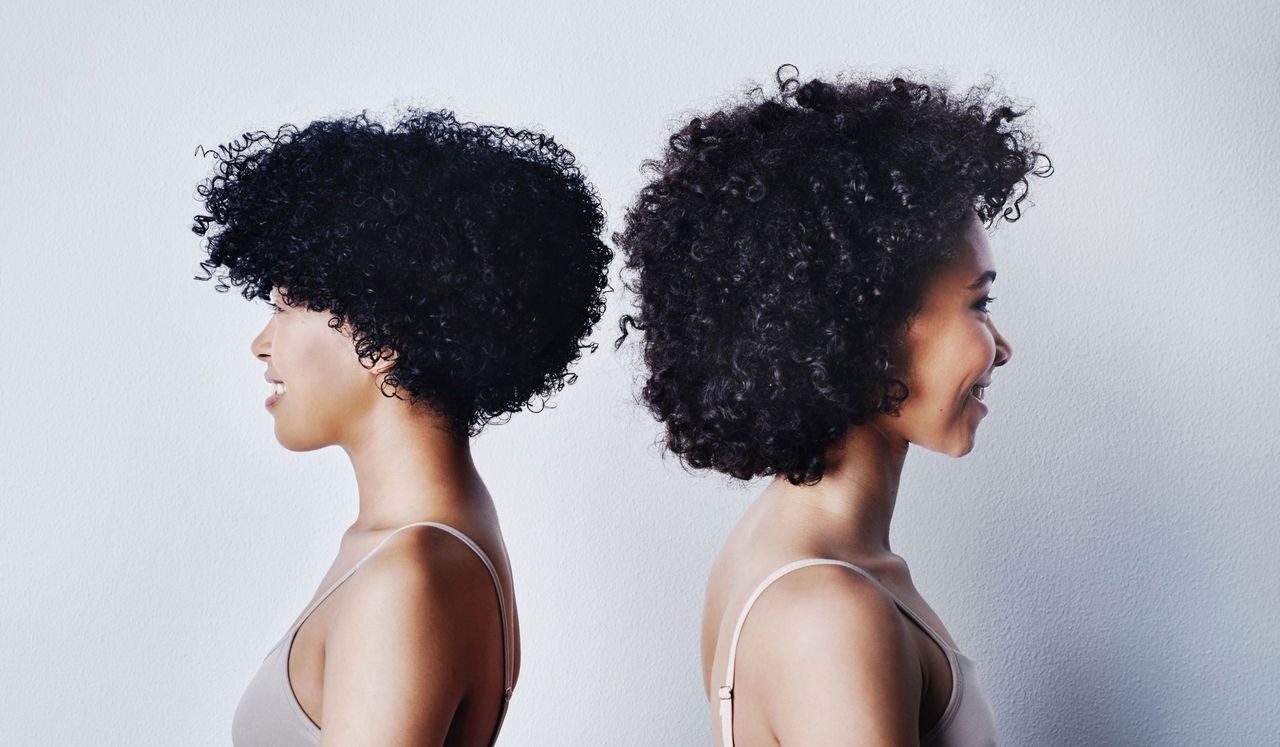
[250,317,273,361]
[992,321,1013,367]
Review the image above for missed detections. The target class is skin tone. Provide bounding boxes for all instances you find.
[251,287,521,746]
[701,212,1013,746]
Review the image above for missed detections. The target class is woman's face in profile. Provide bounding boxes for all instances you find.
[250,287,380,451]
[881,214,1014,457]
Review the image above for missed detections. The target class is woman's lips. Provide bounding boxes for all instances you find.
[266,378,285,409]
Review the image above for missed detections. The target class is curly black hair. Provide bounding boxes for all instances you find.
[193,108,611,437]
[616,66,1052,485]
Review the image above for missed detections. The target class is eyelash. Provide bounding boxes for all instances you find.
[976,295,997,313]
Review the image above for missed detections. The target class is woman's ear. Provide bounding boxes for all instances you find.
[369,348,399,377]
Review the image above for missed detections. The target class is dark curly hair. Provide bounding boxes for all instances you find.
[615,66,1052,484]
[193,108,611,437]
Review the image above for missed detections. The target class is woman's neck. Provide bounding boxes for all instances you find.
[339,400,491,533]
[764,421,911,557]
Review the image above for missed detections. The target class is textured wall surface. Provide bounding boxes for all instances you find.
[1,1,1277,744]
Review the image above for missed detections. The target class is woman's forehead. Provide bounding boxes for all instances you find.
[942,220,996,285]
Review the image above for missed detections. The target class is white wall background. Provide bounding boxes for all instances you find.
[2,1,1277,744]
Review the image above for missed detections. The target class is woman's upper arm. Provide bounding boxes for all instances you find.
[759,568,923,746]
[316,533,485,747]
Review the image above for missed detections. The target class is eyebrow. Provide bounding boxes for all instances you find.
[968,270,997,289]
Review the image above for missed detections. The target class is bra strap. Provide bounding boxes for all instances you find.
[719,558,924,747]
[397,522,514,747]
[288,521,513,744]
[412,524,512,747]
[719,560,839,746]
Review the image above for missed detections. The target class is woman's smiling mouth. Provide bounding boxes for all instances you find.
[265,377,286,408]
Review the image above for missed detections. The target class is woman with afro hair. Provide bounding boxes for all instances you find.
[192,108,610,746]
[616,66,1052,745]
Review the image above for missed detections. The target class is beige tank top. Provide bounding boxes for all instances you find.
[717,558,999,746]
[231,521,513,746]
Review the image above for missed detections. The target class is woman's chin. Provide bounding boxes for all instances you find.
[272,424,326,453]
[935,425,981,458]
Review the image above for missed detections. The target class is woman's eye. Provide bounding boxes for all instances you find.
[976,295,997,313]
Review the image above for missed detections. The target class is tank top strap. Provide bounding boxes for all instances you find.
[717,557,952,747]
[280,521,514,744]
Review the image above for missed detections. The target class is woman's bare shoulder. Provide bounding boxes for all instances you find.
[736,564,924,744]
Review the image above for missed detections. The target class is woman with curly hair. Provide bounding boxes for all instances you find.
[192,108,610,746]
[616,66,1052,745]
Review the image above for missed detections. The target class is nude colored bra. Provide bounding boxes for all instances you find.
[231,522,513,746]
[718,558,999,746]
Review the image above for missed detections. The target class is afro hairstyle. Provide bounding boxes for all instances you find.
[615,66,1052,484]
[193,108,611,437]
